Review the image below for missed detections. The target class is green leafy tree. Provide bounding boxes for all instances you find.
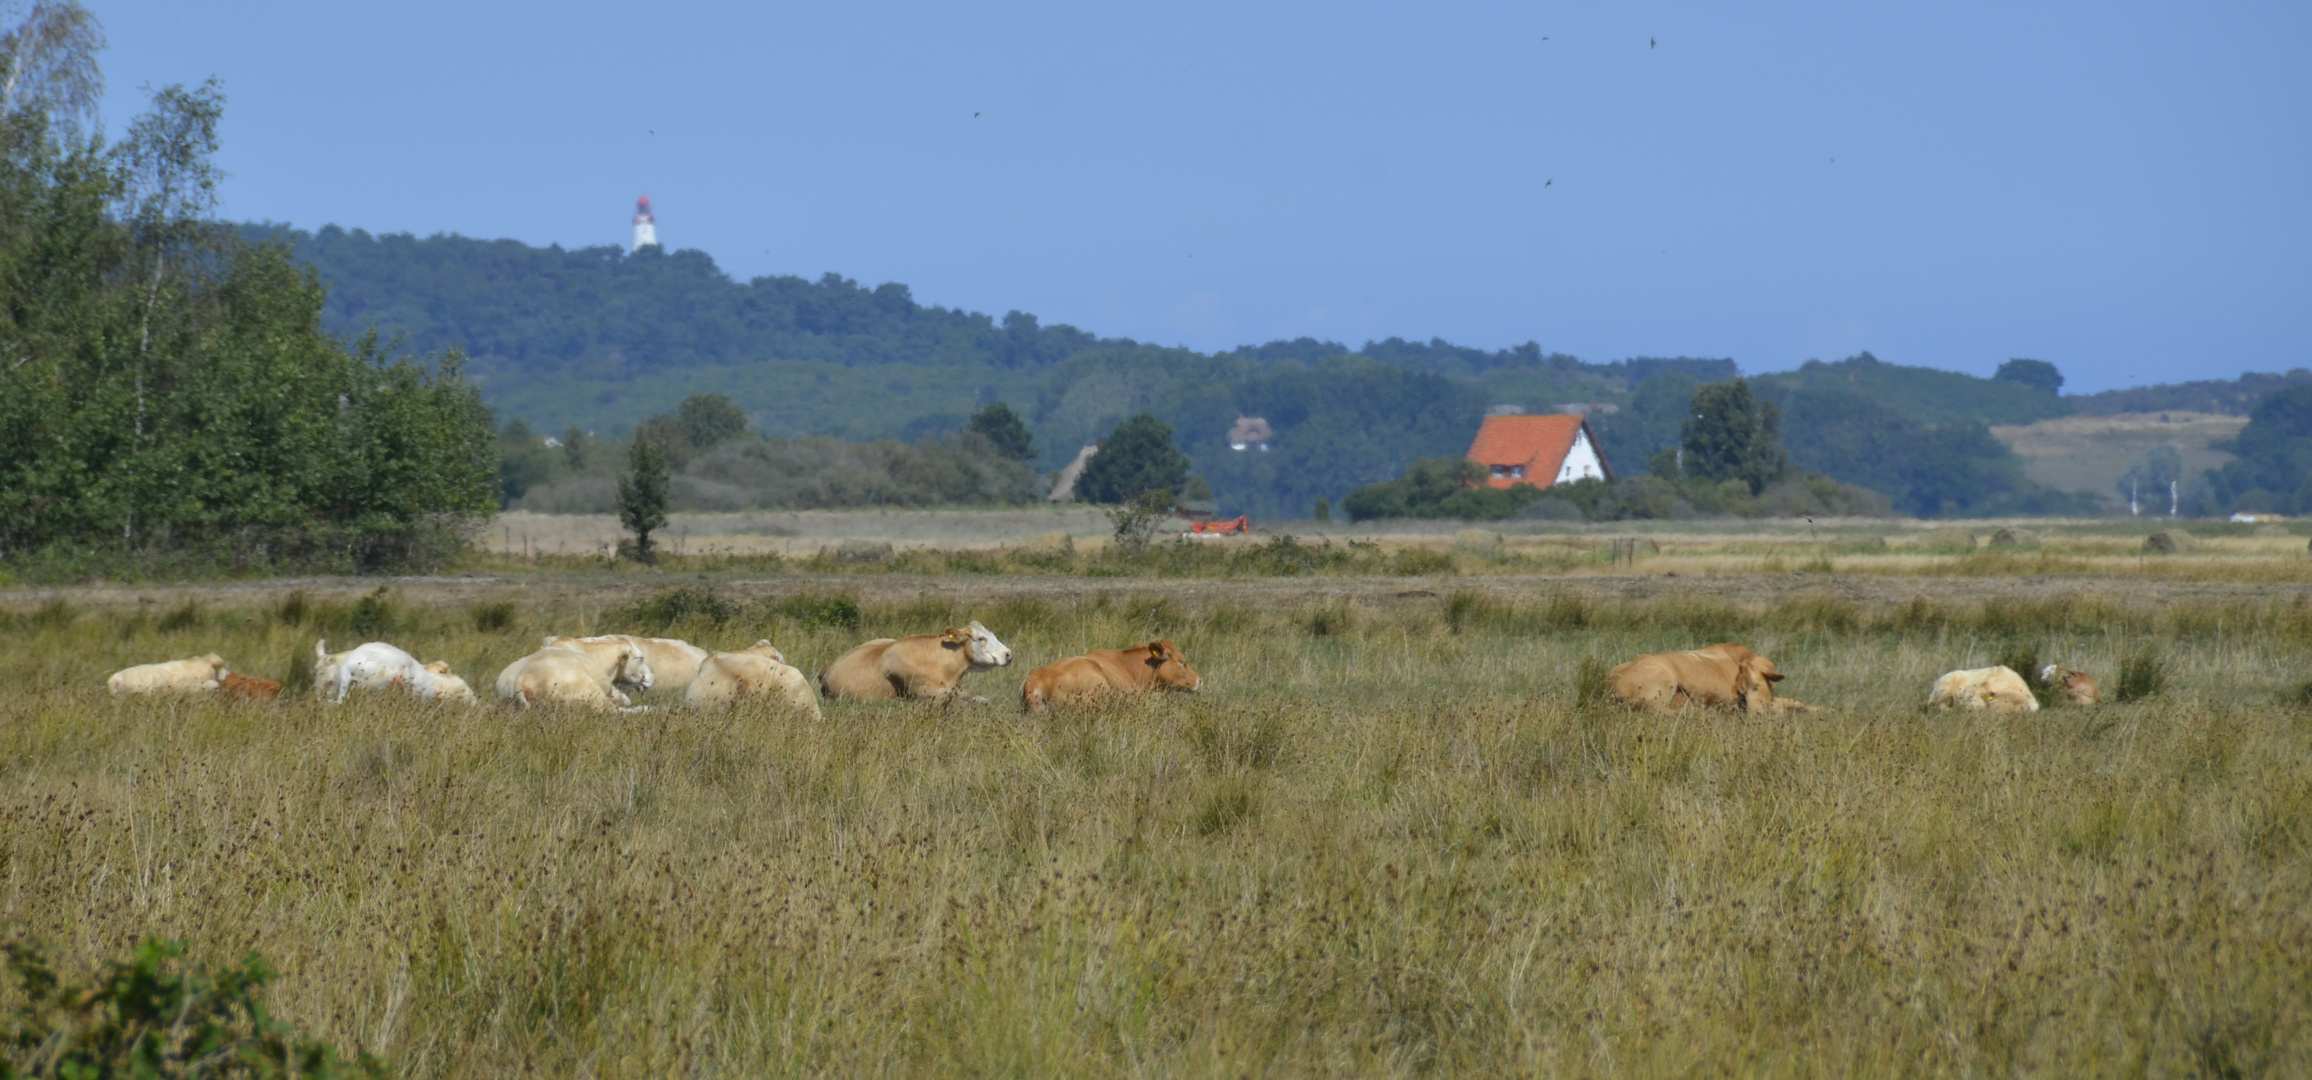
[676,393,748,450]
[2200,386,2312,514]
[633,413,694,467]
[1994,358,2064,395]
[1680,379,1788,494]
[617,433,670,562]
[966,401,1036,461]
[1075,412,1190,504]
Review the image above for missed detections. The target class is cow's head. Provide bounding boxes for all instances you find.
[942,621,1013,669]
[1735,654,1785,712]
[1141,640,1202,692]
[605,641,655,691]
[201,653,228,676]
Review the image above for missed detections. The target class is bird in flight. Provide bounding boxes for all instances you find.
[974,112,981,118]
[1545,179,1553,187]
[1650,37,1656,48]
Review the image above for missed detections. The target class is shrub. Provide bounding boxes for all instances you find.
[348,587,394,637]
[0,937,385,1078]
[2117,649,2166,702]
[616,587,739,631]
[772,593,863,630]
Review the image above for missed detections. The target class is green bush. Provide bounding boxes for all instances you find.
[0,937,384,1078]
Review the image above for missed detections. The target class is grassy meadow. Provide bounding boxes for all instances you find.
[1,561,2309,1076]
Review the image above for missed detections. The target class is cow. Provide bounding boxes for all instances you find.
[543,634,700,690]
[818,621,1015,704]
[686,641,821,717]
[107,654,227,696]
[493,641,651,710]
[2040,664,2102,706]
[312,640,458,704]
[1928,666,2040,712]
[1021,639,1201,712]
[1609,643,1820,713]
[219,671,283,702]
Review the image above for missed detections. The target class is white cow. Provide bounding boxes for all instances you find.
[314,640,467,704]
[107,654,228,696]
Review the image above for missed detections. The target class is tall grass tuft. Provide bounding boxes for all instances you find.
[28,599,78,628]
[155,598,203,633]
[274,589,310,627]
[470,600,518,633]
[2118,648,2167,702]
[1998,643,2056,708]
[1574,655,1615,708]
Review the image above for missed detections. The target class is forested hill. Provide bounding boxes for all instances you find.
[242,224,1729,442]
[246,223,2308,518]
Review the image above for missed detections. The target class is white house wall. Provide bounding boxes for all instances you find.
[1553,429,1606,485]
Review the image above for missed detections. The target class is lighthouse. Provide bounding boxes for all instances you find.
[630,196,658,252]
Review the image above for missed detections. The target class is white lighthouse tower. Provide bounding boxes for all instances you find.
[630,196,659,252]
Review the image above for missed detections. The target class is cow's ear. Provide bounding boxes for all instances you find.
[1763,670,1784,682]
[942,627,968,644]
[1146,643,1166,664]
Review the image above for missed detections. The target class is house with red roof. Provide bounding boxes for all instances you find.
[1466,414,1613,490]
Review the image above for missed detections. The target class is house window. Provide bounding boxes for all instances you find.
[1491,465,1509,477]
[1510,465,1525,479]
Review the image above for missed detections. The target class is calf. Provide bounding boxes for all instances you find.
[107,654,227,696]
[2040,664,2102,706]
[219,671,283,702]
[1022,640,1201,712]
[819,621,1014,704]
[687,642,821,717]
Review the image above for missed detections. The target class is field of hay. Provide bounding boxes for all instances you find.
[3,558,2309,1076]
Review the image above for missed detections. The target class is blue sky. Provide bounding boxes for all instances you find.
[95,0,2309,392]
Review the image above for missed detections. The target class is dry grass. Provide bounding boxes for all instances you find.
[1,581,2308,1077]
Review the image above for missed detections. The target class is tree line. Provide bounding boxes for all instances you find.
[0,5,495,577]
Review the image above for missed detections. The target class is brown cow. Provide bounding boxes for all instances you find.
[2040,664,2102,706]
[1609,643,1819,713]
[818,621,1014,704]
[1021,639,1202,712]
[219,671,283,702]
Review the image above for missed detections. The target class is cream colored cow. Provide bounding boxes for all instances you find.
[1929,666,2040,712]
[540,634,690,690]
[494,641,651,710]
[687,642,821,717]
[107,654,227,696]
[818,621,1015,704]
